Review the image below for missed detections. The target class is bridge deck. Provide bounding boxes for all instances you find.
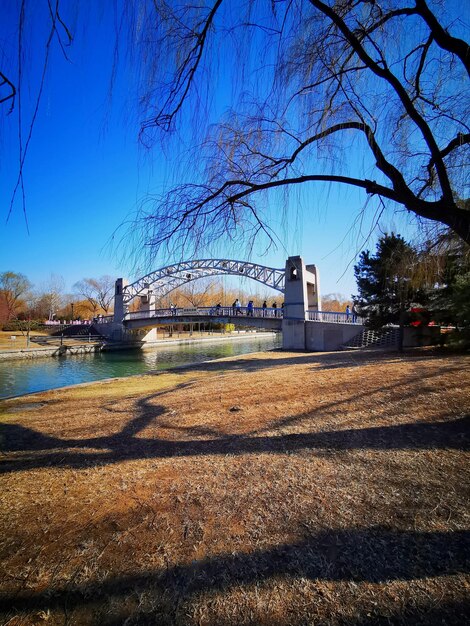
[124,307,283,330]
[118,307,364,330]
[127,305,282,320]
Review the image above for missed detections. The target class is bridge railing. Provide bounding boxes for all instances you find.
[101,308,364,324]
[307,310,364,324]
[124,306,284,320]
[93,315,115,324]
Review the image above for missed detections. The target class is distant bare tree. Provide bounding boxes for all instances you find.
[0,271,32,321]
[39,274,66,320]
[73,276,115,314]
[178,279,218,308]
[322,294,351,313]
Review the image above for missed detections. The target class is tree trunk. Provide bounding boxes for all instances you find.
[398,309,406,353]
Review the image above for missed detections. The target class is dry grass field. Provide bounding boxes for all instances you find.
[0,331,49,351]
[0,348,469,625]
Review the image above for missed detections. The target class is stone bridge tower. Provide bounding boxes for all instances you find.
[282,256,321,350]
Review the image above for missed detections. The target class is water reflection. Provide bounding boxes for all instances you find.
[0,335,281,398]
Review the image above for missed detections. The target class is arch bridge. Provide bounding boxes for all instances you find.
[121,259,286,304]
[108,256,363,350]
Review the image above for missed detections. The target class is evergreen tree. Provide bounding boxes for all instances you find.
[354,234,427,349]
[427,230,470,344]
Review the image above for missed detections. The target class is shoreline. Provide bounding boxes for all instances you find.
[0,335,281,401]
[0,330,278,362]
[0,348,283,402]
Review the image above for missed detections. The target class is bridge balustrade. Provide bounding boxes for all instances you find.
[117,308,365,323]
[307,310,364,324]
[93,315,115,324]
[125,306,284,320]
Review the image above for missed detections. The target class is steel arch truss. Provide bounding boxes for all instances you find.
[123,259,285,303]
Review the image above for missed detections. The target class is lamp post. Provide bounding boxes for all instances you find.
[71,302,74,322]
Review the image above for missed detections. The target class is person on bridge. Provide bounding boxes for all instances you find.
[215,303,222,315]
[233,299,241,315]
[262,301,267,316]
[345,305,351,321]
[272,301,278,317]
[352,302,358,323]
[247,300,254,316]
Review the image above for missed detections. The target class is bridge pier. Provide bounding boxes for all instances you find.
[282,256,321,350]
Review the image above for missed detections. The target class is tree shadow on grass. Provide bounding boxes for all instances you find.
[1,526,469,622]
[241,600,470,626]
[1,361,468,473]
[173,348,441,375]
[2,357,469,623]
[1,409,468,473]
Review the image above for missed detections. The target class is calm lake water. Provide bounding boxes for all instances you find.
[0,334,282,399]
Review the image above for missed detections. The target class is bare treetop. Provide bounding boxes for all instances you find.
[2,1,469,260]
[73,276,115,314]
[127,0,469,256]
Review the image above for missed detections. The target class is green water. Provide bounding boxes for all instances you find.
[0,335,281,398]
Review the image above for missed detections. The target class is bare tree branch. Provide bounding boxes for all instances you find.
[141,0,224,132]
[415,0,470,76]
[0,71,16,110]
[308,0,453,204]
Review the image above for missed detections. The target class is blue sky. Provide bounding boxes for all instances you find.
[0,1,423,299]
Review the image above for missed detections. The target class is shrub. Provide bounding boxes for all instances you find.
[2,320,42,332]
